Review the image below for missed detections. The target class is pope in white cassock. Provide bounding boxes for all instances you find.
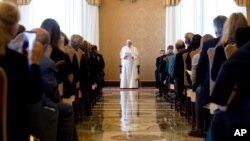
[120,40,139,88]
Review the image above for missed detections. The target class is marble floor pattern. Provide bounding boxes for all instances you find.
[77,88,204,141]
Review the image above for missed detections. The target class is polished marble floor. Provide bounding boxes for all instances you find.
[77,88,204,141]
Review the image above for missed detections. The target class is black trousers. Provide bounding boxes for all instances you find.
[57,103,78,141]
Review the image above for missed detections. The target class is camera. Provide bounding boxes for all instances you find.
[23,31,36,50]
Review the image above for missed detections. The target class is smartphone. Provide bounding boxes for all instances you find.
[23,31,36,50]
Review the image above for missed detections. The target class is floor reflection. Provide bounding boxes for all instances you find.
[77,88,203,141]
[120,91,139,133]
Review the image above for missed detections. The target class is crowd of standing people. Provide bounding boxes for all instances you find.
[155,13,250,140]
[0,1,105,141]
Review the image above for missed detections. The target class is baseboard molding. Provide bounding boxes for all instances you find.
[105,81,156,87]
[105,81,119,87]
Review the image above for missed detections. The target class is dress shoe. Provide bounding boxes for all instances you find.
[188,130,205,138]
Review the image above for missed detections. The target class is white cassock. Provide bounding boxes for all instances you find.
[120,45,139,88]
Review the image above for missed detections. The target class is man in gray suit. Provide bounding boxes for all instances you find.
[28,28,59,141]
[31,28,77,141]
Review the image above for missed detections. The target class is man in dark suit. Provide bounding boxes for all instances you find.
[172,39,186,99]
[91,45,105,100]
[155,50,165,93]
[190,15,227,137]
[91,45,105,88]
[157,46,174,97]
[184,32,194,48]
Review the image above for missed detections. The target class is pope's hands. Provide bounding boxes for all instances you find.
[124,56,134,59]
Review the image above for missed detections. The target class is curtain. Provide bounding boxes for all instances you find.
[18,0,99,47]
[165,6,179,51]
[163,0,181,7]
[16,0,31,5]
[83,0,99,47]
[165,0,246,50]
[86,0,101,6]
[2,0,31,5]
[234,0,250,6]
[165,0,200,50]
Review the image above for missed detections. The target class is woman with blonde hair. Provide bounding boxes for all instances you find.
[218,13,248,47]
[0,2,19,55]
[0,2,43,141]
[211,12,248,81]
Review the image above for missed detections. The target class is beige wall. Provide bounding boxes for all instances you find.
[100,0,166,81]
